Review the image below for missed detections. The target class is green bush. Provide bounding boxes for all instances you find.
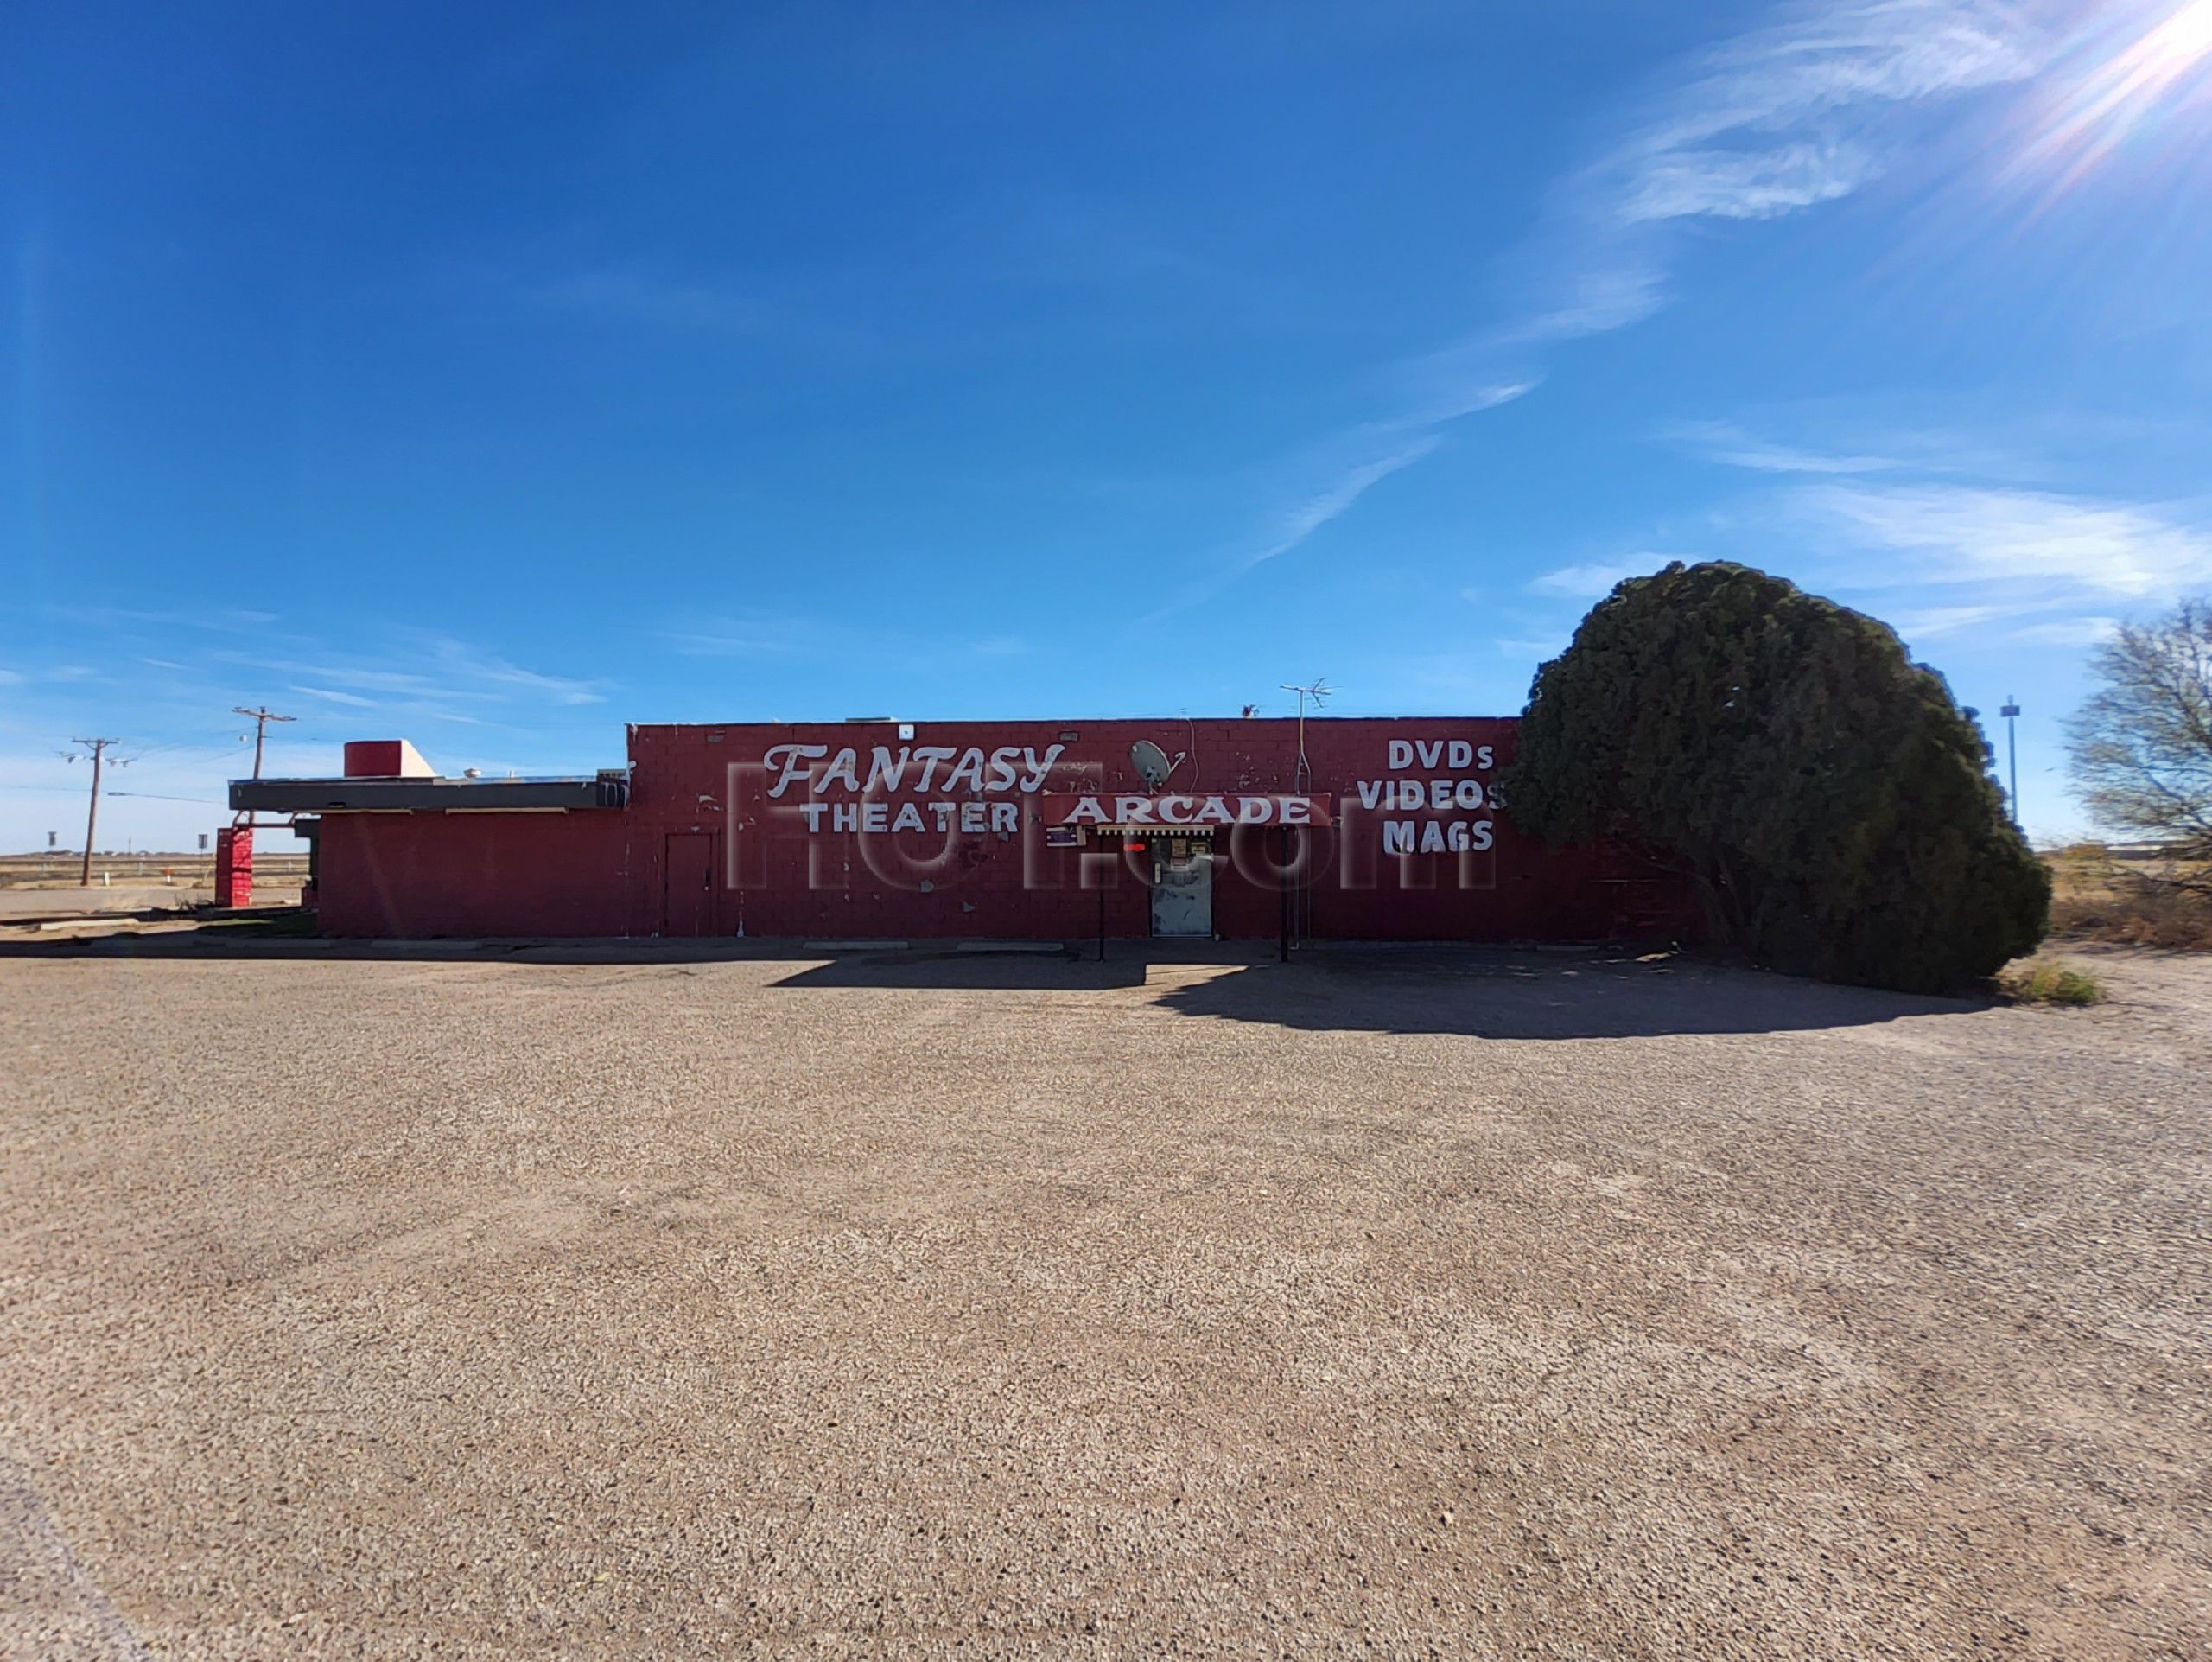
[1503,561,2050,993]
[1998,958,2107,1006]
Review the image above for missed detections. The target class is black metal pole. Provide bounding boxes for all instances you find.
[1279,828,1290,963]
[1097,868,1106,961]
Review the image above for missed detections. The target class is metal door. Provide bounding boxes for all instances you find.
[662,832,718,937]
[1150,839,1213,938]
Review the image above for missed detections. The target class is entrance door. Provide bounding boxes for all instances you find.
[1150,838,1213,938]
[662,832,718,937]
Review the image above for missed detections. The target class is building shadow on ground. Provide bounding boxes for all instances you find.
[0,923,1141,977]
[769,943,1989,1038]
[735,942,1988,1038]
[0,924,1990,1039]
[1154,946,1989,1039]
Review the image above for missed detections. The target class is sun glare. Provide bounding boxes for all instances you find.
[2014,0,2212,186]
[2145,0,2212,64]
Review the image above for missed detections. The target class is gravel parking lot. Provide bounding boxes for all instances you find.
[2,937,2207,1659]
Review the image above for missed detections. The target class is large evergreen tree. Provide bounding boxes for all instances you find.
[1503,561,2048,992]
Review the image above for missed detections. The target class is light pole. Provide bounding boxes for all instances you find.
[1999,696,2021,825]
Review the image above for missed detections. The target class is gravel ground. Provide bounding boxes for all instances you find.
[1,938,2207,1659]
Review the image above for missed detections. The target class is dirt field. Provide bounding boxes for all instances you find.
[0,853,309,924]
[2,939,2207,1659]
[0,854,313,890]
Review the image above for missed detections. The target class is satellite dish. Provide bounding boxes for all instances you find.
[1130,740,1173,788]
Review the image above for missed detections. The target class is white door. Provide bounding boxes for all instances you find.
[1150,841,1213,937]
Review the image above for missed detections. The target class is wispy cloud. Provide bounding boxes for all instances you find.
[0,617,618,850]
[1221,0,2050,603]
[667,611,1034,669]
[1648,0,2039,139]
[1618,140,1877,225]
[421,636,607,706]
[45,604,281,633]
[1666,417,1906,474]
[1499,0,2045,347]
[1644,394,2212,649]
[1237,434,1444,576]
[664,618,801,658]
[249,662,455,697]
[1886,601,2031,638]
[2009,615,2120,646]
[1389,373,1544,432]
[1527,558,1676,600]
[1796,480,2212,597]
[203,634,611,713]
[1492,266,1669,349]
[1667,406,2050,481]
[1160,423,1471,618]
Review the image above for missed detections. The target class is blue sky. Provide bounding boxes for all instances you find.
[6,0,2212,850]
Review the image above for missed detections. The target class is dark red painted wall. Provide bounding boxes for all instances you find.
[313,716,1695,942]
[315,812,637,939]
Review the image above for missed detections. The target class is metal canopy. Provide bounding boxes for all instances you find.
[228,775,629,814]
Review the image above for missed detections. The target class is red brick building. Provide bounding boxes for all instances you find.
[234,716,1693,943]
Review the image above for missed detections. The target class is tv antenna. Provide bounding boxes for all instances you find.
[1276,678,1332,955]
[1280,678,1331,792]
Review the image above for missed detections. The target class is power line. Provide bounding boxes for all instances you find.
[126,737,251,763]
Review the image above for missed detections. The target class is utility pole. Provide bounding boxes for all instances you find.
[1999,695,2022,825]
[69,738,118,887]
[233,706,296,781]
